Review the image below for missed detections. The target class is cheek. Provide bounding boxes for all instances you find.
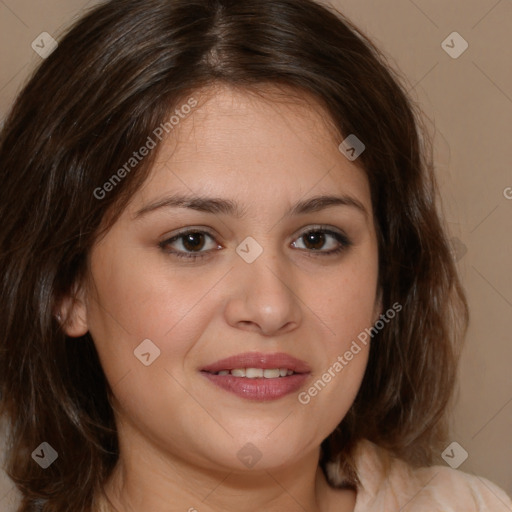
[319,254,379,351]
[85,244,217,383]
[87,233,379,373]
[295,256,377,422]
[89,239,216,334]
[85,249,215,432]
[82,233,379,462]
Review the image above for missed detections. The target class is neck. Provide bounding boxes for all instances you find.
[98,429,352,512]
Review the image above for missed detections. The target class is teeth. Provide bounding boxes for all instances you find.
[246,368,264,378]
[215,368,295,378]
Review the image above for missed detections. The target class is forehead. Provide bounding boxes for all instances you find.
[166,84,343,164]
[128,84,371,216]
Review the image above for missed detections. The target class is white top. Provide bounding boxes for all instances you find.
[325,438,512,511]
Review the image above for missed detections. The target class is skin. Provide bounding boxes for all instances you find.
[63,84,381,512]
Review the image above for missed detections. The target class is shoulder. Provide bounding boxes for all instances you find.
[326,439,512,511]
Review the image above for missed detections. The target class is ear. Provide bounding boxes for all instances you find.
[55,282,89,337]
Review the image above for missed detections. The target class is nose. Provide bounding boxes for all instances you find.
[223,243,302,337]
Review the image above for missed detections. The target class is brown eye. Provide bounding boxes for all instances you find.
[160,230,220,260]
[181,232,207,252]
[292,228,352,255]
[302,231,326,250]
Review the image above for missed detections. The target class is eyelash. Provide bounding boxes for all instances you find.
[159,226,352,261]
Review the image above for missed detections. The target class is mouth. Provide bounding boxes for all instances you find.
[200,352,311,401]
[207,368,296,378]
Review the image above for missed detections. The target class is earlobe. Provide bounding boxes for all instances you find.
[55,285,89,337]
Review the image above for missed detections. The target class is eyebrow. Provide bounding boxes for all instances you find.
[133,193,368,219]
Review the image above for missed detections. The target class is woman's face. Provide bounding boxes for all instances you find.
[67,85,381,473]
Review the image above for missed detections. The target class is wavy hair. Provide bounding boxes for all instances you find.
[0,0,468,510]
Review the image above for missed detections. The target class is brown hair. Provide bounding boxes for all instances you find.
[0,0,468,510]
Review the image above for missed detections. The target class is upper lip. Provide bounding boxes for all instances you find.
[201,352,311,374]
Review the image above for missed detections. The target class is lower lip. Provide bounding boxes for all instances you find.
[201,372,309,401]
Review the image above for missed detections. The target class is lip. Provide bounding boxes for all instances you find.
[200,352,311,374]
[200,352,311,402]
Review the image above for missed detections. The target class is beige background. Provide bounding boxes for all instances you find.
[1,0,511,508]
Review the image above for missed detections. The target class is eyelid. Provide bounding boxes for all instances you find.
[290,225,352,254]
[158,226,221,262]
[161,226,218,242]
[159,227,220,254]
[290,224,348,242]
[159,224,352,260]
